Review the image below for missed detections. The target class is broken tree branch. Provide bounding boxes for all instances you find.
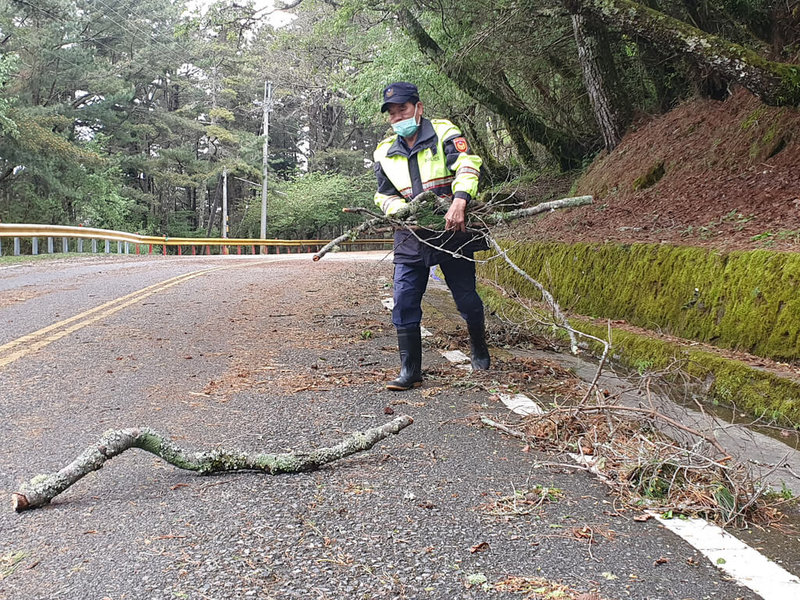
[312,193,592,261]
[312,215,387,261]
[12,415,414,512]
[480,195,593,224]
[487,237,581,354]
[479,415,528,440]
[313,191,440,261]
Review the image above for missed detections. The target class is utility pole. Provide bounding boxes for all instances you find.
[260,81,273,244]
[222,168,228,239]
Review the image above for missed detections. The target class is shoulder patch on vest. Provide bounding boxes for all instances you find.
[453,137,468,153]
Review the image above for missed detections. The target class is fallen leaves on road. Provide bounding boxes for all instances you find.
[494,575,606,599]
[469,541,490,553]
[478,486,564,517]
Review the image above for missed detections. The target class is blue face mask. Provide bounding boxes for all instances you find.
[392,105,420,138]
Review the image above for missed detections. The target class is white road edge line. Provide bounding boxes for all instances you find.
[568,453,800,599]
[651,512,800,599]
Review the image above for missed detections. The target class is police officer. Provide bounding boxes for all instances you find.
[373,82,490,391]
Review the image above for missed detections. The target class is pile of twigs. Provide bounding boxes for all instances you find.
[486,394,793,527]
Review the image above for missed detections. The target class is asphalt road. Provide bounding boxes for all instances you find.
[0,253,767,599]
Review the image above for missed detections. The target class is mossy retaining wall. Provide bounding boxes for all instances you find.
[478,286,800,426]
[480,242,800,362]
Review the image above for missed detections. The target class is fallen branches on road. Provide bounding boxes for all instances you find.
[554,404,731,459]
[312,214,387,261]
[479,415,527,440]
[484,385,789,526]
[315,192,600,361]
[12,415,413,512]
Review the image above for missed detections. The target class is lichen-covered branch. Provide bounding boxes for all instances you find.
[480,195,593,224]
[313,192,441,261]
[312,193,593,261]
[487,237,582,354]
[311,192,604,362]
[12,415,414,512]
[312,215,386,261]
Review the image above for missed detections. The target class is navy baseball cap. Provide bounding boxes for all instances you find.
[381,82,420,112]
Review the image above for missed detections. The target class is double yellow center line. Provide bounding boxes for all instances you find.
[0,268,217,369]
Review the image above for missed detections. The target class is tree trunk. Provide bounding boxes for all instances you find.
[578,0,800,106]
[13,416,414,512]
[457,111,508,183]
[397,8,590,170]
[568,6,630,150]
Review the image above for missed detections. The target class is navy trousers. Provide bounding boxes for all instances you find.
[392,257,484,328]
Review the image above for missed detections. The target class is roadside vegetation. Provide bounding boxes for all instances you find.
[2,0,798,237]
[2,0,799,526]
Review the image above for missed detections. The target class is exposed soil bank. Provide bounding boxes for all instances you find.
[501,87,800,253]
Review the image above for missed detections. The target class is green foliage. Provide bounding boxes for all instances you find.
[237,171,374,239]
[71,148,134,230]
[0,107,116,224]
[209,107,235,122]
[309,149,368,177]
[1,0,797,235]
[629,461,682,499]
[205,124,239,145]
[0,54,18,136]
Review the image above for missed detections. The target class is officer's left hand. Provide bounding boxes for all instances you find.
[444,197,467,232]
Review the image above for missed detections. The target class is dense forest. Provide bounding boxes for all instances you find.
[0,0,797,239]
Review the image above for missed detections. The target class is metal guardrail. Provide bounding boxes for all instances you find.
[0,224,391,257]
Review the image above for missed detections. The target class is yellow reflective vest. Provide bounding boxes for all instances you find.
[373,118,482,216]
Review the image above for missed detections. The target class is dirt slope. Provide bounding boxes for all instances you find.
[511,87,800,252]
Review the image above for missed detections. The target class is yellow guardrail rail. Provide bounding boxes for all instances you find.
[0,223,391,256]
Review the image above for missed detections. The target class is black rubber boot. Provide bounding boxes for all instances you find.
[386,326,423,391]
[467,319,491,370]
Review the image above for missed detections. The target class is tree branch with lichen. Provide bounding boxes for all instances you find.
[312,192,592,261]
[313,192,599,357]
[12,415,414,512]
